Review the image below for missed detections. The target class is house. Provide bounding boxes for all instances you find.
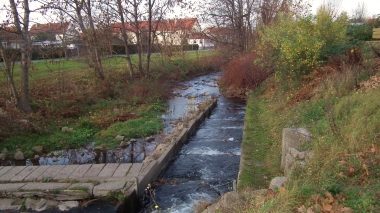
[188,32,214,49]
[29,22,77,47]
[111,18,202,46]
[0,26,22,49]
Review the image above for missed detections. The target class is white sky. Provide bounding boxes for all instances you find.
[310,0,380,18]
[0,0,379,25]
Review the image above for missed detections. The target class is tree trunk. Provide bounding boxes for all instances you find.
[133,0,143,75]
[9,0,31,113]
[145,0,153,77]
[0,48,18,106]
[116,0,134,79]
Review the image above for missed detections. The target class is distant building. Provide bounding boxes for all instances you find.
[111,18,202,46]
[29,22,77,47]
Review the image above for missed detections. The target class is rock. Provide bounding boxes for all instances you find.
[120,141,128,148]
[94,146,105,151]
[58,201,79,211]
[24,197,37,210]
[34,155,40,160]
[114,108,120,114]
[145,136,155,142]
[269,177,287,190]
[201,192,244,213]
[115,135,125,141]
[130,138,138,143]
[34,198,48,211]
[52,157,58,162]
[2,148,8,153]
[62,127,73,132]
[14,150,25,160]
[0,153,5,160]
[32,146,44,154]
[289,147,300,158]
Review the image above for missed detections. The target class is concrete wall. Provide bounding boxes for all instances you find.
[122,99,217,213]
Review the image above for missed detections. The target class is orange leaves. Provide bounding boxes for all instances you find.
[337,144,380,183]
[297,192,353,213]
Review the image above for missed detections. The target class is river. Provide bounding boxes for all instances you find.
[139,72,246,213]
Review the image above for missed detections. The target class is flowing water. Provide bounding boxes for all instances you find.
[140,73,246,213]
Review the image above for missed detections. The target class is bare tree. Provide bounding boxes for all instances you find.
[45,0,106,80]
[0,27,19,107]
[6,0,32,112]
[202,0,257,53]
[318,0,342,20]
[351,1,368,23]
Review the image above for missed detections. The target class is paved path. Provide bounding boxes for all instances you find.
[0,162,147,210]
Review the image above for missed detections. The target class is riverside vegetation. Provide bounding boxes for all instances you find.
[217,10,380,213]
[0,51,223,158]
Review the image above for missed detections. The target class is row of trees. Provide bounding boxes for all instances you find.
[0,0,375,113]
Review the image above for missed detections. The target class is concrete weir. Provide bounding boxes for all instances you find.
[0,99,217,213]
[121,99,217,213]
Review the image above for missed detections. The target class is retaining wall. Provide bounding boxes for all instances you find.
[121,99,218,213]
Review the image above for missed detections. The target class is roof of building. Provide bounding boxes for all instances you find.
[29,22,70,36]
[111,18,198,33]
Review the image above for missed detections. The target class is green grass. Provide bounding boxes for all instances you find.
[241,72,380,212]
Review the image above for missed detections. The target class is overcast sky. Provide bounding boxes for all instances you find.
[311,0,380,18]
[0,0,379,25]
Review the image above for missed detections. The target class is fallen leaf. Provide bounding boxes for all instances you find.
[371,144,378,154]
[338,160,347,166]
[338,172,345,178]
[347,167,355,176]
[279,187,286,194]
[306,207,315,213]
[297,205,306,213]
[322,203,333,212]
[324,192,334,204]
[266,188,276,198]
[359,152,367,158]
[363,164,370,175]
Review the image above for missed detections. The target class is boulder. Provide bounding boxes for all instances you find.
[14,151,25,160]
[145,136,155,142]
[58,201,79,211]
[115,135,125,141]
[120,141,128,148]
[201,192,244,213]
[130,138,138,143]
[269,177,287,190]
[32,146,44,154]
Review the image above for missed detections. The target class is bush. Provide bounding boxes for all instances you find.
[347,23,373,41]
[219,53,271,97]
[258,11,350,89]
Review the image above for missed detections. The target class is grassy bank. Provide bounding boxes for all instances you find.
[0,50,222,157]
[240,60,380,212]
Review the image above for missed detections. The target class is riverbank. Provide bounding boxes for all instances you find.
[237,60,380,212]
[0,51,225,164]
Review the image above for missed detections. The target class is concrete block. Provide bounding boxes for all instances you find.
[93,181,126,197]
[10,166,38,182]
[22,183,71,191]
[54,165,79,180]
[84,164,105,177]
[281,128,312,169]
[125,163,142,178]
[69,164,91,179]
[0,166,26,182]
[0,183,26,191]
[24,166,50,181]
[68,183,94,196]
[0,199,22,211]
[37,165,65,181]
[113,164,132,178]
[98,163,119,177]
[0,166,14,178]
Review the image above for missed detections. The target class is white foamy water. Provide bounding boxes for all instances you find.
[184,147,241,155]
[160,192,215,213]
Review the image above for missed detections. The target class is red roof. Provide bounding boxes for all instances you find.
[111,18,198,34]
[29,22,70,36]
[188,33,208,39]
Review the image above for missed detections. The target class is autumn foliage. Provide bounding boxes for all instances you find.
[218,53,271,97]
